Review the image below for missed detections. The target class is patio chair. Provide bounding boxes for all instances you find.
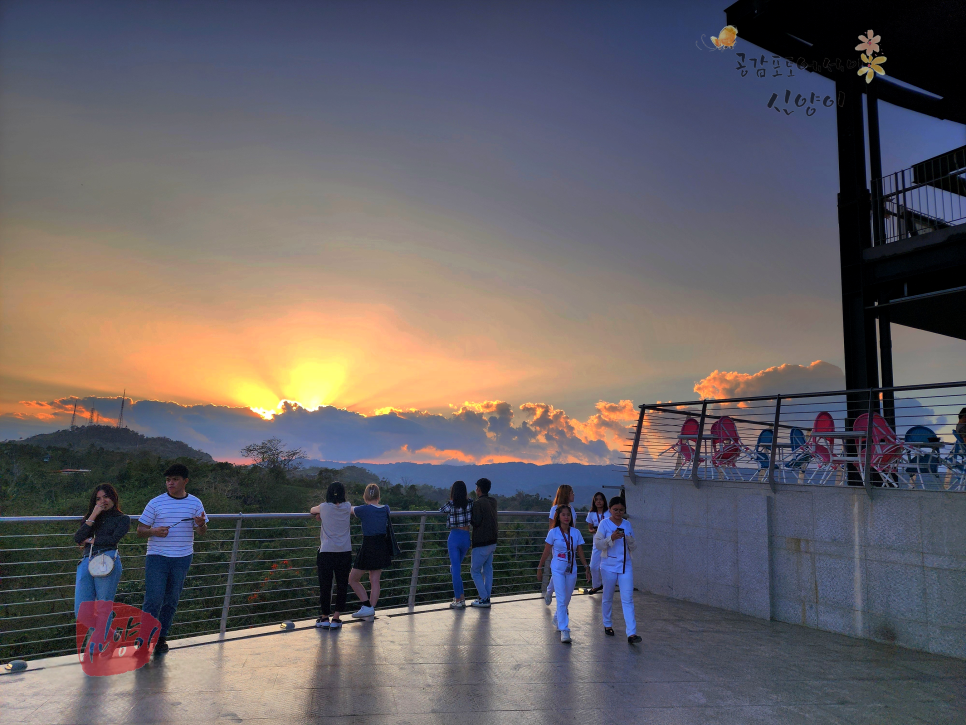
[945,431,966,491]
[658,416,705,477]
[853,413,903,487]
[808,412,838,484]
[903,425,942,489]
[710,416,744,480]
[751,429,774,481]
[783,427,811,482]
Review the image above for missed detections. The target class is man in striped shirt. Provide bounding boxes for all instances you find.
[137,464,208,654]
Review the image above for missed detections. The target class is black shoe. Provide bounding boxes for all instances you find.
[604,627,615,636]
[154,637,169,654]
[590,586,603,594]
[628,634,642,644]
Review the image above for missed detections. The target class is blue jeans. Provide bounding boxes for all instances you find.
[74,552,122,616]
[447,529,471,599]
[470,544,496,601]
[143,554,193,638]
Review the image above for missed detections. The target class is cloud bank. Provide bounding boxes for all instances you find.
[693,360,845,402]
[1,396,640,465]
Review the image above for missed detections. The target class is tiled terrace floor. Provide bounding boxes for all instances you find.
[2,591,964,724]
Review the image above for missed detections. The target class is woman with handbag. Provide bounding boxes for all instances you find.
[73,484,130,624]
[348,483,391,619]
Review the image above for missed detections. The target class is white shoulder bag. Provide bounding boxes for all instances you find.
[87,535,119,578]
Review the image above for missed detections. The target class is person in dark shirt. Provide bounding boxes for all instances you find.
[469,478,498,608]
[74,483,130,654]
[74,483,131,616]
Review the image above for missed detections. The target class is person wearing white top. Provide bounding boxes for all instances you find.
[544,485,576,606]
[537,506,588,643]
[593,496,642,644]
[136,464,208,654]
[310,481,353,629]
[584,492,608,593]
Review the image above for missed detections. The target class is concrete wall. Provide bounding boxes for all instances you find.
[624,475,966,659]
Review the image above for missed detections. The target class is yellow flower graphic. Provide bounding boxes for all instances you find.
[855,29,880,54]
[858,52,887,83]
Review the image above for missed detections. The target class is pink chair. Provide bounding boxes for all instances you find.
[710,416,744,479]
[660,417,705,477]
[853,413,903,487]
[807,412,837,484]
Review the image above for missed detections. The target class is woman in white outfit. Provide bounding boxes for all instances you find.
[537,506,588,643]
[593,496,642,644]
[544,484,576,605]
[583,491,607,594]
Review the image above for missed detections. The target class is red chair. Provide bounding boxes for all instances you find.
[807,412,837,484]
[659,417,705,477]
[710,416,744,479]
[853,413,903,487]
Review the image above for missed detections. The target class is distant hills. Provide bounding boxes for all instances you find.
[302,459,627,502]
[13,426,215,462]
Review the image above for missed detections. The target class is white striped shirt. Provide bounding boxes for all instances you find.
[138,493,208,557]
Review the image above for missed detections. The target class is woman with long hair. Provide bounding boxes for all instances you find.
[544,484,576,605]
[583,492,608,594]
[537,505,588,643]
[348,483,391,618]
[73,484,130,626]
[439,480,473,608]
[310,480,352,629]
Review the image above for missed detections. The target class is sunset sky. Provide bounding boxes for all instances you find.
[2,1,964,463]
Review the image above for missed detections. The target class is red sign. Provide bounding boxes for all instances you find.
[75,602,161,676]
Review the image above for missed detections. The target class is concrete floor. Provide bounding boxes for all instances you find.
[2,591,964,724]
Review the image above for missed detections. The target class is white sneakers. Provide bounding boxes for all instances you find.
[315,618,330,628]
[552,613,557,628]
[329,619,343,629]
[450,599,466,609]
[560,630,571,643]
[544,589,553,606]
[352,605,375,618]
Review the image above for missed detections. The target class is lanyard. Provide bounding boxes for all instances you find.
[561,528,574,573]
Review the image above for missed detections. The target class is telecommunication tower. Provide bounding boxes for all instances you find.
[117,390,126,429]
[70,400,78,430]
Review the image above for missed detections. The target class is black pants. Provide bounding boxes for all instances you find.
[317,551,352,617]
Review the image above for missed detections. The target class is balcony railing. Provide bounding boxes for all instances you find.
[0,511,575,663]
[871,145,966,245]
[624,381,966,491]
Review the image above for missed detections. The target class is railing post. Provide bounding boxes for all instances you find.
[219,517,242,637]
[768,396,781,492]
[691,402,708,487]
[626,405,647,485]
[407,515,427,613]
[863,391,875,497]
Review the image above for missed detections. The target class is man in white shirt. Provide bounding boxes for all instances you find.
[593,496,642,644]
[137,464,208,654]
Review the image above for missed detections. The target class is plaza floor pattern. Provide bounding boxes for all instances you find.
[2,591,964,724]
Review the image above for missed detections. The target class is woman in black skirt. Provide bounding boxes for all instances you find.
[348,483,391,618]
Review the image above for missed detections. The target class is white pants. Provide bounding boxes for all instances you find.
[551,570,577,631]
[589,548,602,589]
[601,568,636,636]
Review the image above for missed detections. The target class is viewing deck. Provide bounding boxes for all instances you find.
[2,591,963,724]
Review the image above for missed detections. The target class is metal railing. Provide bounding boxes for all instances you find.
[871,145,966,245]
[0,511,580,663]
[624,381,966,492]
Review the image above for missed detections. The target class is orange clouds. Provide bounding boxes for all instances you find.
[693,361,845,404]
[1,394,641,466]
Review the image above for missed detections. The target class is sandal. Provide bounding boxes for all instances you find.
[604,627,615,636]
